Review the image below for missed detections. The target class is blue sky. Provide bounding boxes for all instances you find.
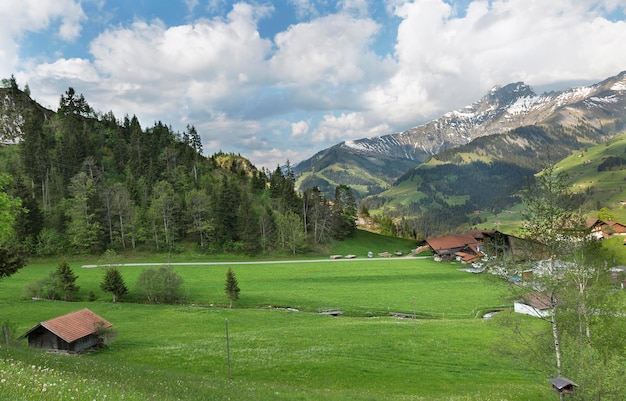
[2,0,626,169]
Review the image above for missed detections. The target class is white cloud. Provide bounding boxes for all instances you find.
[184,0,199,13]
[33,58,99,82]
[288,0,320,19]
[339,0,370,17]
[0,0,85,77]
[6,0,626,171]
[249,147,304,169]
[90,3,272,81]
[362,0,626,127]
[310,112,390,143]
[270,14,381,87]
[0,0,85,39]
[65,3,276,140]
[291,120,310,137]
[57,2,86,41]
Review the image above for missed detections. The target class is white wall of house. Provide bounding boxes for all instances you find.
[514,302,551,318]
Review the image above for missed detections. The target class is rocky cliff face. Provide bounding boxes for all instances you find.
[0,88,53,145]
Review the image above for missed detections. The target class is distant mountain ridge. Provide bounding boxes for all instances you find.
[294,71,626,196]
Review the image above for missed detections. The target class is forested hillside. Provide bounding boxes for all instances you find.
[363,123,616,238]
[0,83,357,257]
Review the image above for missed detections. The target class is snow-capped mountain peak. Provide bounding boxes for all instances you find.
[294,71,626,193]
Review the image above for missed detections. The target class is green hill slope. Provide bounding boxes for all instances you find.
[295,144,417,198]
[362,123,624,237]
[451,133,626,235]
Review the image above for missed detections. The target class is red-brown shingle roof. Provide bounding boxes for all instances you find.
[426,233,479,255]
[523,292,553,311]
[606,220,626,234]
[39,309,112,343]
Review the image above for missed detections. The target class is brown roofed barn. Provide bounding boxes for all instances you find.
[425,233,482,262]
[20,309,112,353]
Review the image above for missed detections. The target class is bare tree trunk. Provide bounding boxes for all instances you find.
[119,214,126,248]
[550,307,562,377]
[102,194,114,245]
[302,197,308,236]
[163,216,170,245]
[153,220,159,250]
[577,278,592,346]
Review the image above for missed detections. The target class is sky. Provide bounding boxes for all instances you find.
[2,0,626,169]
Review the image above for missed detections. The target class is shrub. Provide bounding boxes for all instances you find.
[136,266,184,304]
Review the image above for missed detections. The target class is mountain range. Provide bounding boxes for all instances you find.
[294,71,626,199]
[3,71,626,238]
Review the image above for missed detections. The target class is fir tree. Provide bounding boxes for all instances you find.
[100,268,128,302]
[0,247,25,281]
[224,268,240,309]
[53,259,80,301]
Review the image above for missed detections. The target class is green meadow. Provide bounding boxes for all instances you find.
[1,257,554,400]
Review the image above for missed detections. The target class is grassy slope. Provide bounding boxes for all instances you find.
[2,259,507,316]
[327,229,417,256]
[437,133,626,237]
[1,308,549,401]
[0,252,553,400]
[296,164,392,196]
[367,129,626,237]
[556,132,626,221]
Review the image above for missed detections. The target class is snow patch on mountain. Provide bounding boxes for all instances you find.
[611,82,626,91]
[342,135,407,157]
[506,95,541,115]
[294,71,626,187]
[343,140,362,150]
[555,86,594,106]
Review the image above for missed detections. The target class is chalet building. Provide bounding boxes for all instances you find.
[514,292,553,318]
[425,230,527,263]
[586,218,626,240]
[20,309,112,353]
[425,233,483,262]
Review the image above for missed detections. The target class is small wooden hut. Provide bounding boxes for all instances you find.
[550,376,578,395]
[20,309,112,353]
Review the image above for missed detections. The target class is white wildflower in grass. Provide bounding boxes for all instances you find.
[0,356,148,401]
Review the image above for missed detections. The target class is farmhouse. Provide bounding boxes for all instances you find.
[514,292,553,318]
[586,218,626,240]
[20,308,112,353]
[425,230,525,263]
[425,233,483,262]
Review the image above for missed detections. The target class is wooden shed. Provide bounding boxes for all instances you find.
[550,376,578,394]
[20,308,112,353]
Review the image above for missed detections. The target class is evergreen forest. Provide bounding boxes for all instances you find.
[0,83,357,257]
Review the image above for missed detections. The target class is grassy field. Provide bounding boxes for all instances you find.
[0,251,558,401]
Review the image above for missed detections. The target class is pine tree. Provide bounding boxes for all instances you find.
[12,176,44,247]
[224,268,240,309]
[53,260,80,301]
[0,247,25,281]
[100,268,128,302]
[332,185,357,240]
